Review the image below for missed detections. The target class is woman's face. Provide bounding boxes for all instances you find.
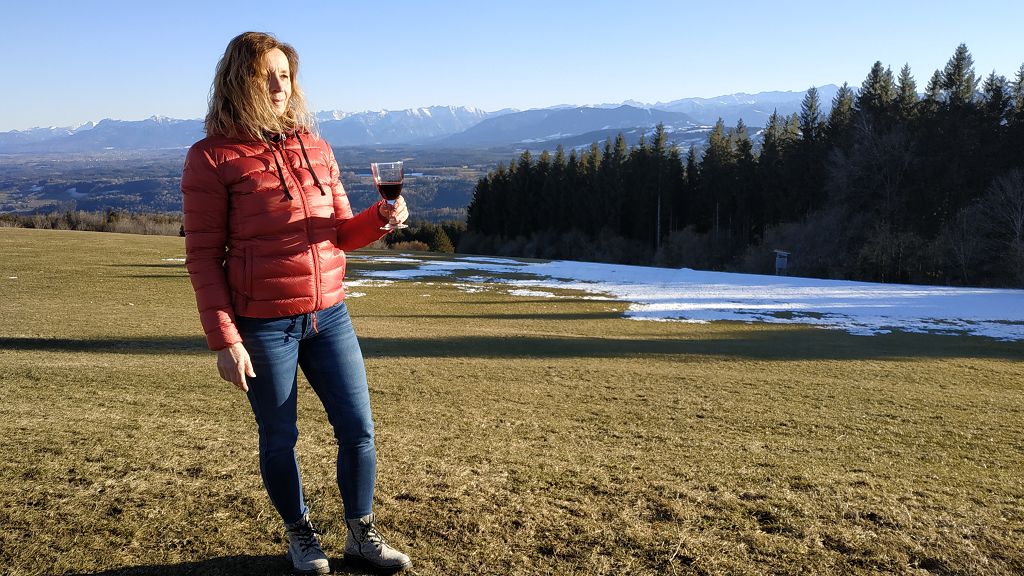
[264,48,292,117]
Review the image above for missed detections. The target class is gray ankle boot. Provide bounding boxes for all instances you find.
[344,514,412,574]
[284,514,330,575]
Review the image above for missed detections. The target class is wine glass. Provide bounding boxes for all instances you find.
[370,161,408,231]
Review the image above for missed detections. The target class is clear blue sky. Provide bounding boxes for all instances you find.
[3,0,1023,131]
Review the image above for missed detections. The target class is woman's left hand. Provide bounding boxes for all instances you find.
[379,197,409,228]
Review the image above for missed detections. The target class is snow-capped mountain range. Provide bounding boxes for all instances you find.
[0,86,839,154]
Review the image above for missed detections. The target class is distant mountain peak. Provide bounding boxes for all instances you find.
[1,86,841,153]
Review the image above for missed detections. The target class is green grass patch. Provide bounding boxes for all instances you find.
[1,228,1022,575]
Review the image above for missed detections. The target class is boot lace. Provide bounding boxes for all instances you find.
[287,519,323,554]
[358,520,389,549]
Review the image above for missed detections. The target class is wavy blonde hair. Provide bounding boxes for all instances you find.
[205,31,315,140]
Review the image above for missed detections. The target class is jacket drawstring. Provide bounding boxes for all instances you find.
[267,133,293,200]
[269,130,321,335]
[296,133,327,196]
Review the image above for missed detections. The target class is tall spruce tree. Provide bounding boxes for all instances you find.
[759,111,792,226]
[650,124,672,246]
[698,119,736,239]
[981,72,1010,125]
[547,145,568,230]
[826,83,856,147]
[797,87,827,214]
[597,140,620,235]
[920,69,944,116]
[895,64,919,121]
[857,61,897,120]
[1012,64,1024,121]
[683,145,700,230]
[1010,64,1024,167]
[941,43,979,108]
[799,86,824,144]
[732,120,760,243]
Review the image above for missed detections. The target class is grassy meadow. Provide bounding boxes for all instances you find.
[0,227,1022,576]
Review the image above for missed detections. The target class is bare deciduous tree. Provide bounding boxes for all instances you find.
[980,169,1024,285]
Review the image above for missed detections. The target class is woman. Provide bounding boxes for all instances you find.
[182,31,411,575]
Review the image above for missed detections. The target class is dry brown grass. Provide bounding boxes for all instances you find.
[0,228,1022,576]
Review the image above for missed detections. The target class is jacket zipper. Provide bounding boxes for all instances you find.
[274,138,322,316]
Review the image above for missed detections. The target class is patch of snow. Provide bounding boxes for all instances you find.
[346,255,422,264]
[345,279,395,288]
[452,283,487,293]
[358,257,1024,340]
[508,289,557,298]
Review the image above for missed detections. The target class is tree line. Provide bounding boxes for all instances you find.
[0,208,465,256]
[462,44,1024,287]
[0,209,183,236]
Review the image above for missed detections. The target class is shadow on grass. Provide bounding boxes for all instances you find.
[64,555,286,576]
[0,336,208,355]
[119,274,189,279]
[2,330,1021,361]
[356,331,1024,361]
[108,263,185,269]
[66,554,370,575]
[386,311,624,321]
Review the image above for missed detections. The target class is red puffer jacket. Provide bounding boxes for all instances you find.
[182,129,387,350]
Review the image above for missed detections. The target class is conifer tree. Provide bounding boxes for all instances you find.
[510,151,534,237]
[981,72,1010,125]
[785,113,802,140]
[979,72,1013,175]
[580,142,602,235]
[666,144,685,234]
[799,86,824,144]
[941,43,979,107]
[758,111,790,226]
[826,83,856,146]
[546,145,568,231]
[565,149,581,233]
[1009,64,1024,166]
[466,174,489,232]
[535,150,554,231]
[683,145,700,230]
[797,87,828,214]
[920,70,944,116]
[428,226,455,253]
[857,61,897,120]
[1012,64,1024,121]
[895,64,919,121]
[597,139,620,235]
[699,119,737,240]
[732,120,759,243]
[614,133,629,163]
[650,125,673,246]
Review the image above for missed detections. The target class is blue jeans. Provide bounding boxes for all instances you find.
[236,301,376,524]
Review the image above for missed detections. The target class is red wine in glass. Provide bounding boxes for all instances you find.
[376,182,403,201]
[370,161,407,230]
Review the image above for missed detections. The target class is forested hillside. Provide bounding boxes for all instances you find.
[463,45,1024,287]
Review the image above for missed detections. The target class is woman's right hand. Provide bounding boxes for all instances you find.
[217,342,256,392]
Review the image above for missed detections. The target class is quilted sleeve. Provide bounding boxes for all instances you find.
[182,143,241,351]
[325,143,390,252]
